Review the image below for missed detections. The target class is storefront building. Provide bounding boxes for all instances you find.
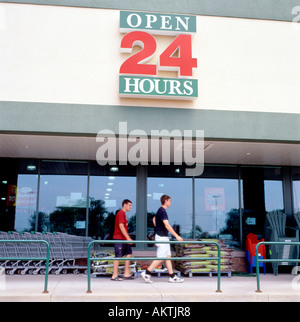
[0,0,300,256]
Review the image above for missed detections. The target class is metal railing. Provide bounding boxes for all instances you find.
[255,241,300,293]
[87,239,222,293]
[0,240,50,293]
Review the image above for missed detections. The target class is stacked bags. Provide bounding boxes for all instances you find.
[91,250,137,276]
[175,239,234,275]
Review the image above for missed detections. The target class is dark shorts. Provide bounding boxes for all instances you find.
[114,242,132,258]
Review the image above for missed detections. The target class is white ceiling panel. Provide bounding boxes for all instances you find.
[0,133,299,167]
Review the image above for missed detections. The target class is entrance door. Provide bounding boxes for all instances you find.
[241,167,284,244]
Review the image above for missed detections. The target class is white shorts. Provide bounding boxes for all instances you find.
[155,234,171,258]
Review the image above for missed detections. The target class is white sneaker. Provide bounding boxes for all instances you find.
[141,271,153,284]
[169,275,184,283]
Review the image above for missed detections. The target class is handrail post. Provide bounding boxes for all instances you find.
[216,241,222,293]
[86,241,93,293]
[255,242,262,293]
[42,241,50,294]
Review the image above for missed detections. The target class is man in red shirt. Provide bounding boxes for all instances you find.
[112,199,134,281]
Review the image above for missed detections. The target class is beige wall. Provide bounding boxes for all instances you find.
[0,3,300,113]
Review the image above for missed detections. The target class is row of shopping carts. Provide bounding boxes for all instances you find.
[0,231,93,275]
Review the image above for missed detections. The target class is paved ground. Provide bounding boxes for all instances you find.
[0,273,300,302]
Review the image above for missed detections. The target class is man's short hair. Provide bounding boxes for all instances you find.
[160,195,171,205]
[122,199,132,206]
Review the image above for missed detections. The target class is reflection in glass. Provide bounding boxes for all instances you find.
[264,167,284,213]
[15,175,38,232]
[265,180,284,212]
[38,175,88,235]
[293,168,300,214]
[0,159,39,232]
[147,177,193,239]
[195,178,240,247]
[38,161,88,235]
[89,176,136,240]
[88,163,137,240]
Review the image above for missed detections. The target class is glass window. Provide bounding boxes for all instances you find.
[15,174,38,232]
[264,167,284,213]
[88,162,136,240]
[195,166,240,247]
[38,161,88,235]
[0,159,39,232]
[147,165,193,240]
[293,167,300,214]
[0,157,291,255]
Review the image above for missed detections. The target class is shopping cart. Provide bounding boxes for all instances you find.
[0,231,93,275]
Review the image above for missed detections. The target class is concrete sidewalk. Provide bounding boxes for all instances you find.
[0,273,300,302]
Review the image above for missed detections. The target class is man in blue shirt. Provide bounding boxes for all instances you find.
[141,195,184,283]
